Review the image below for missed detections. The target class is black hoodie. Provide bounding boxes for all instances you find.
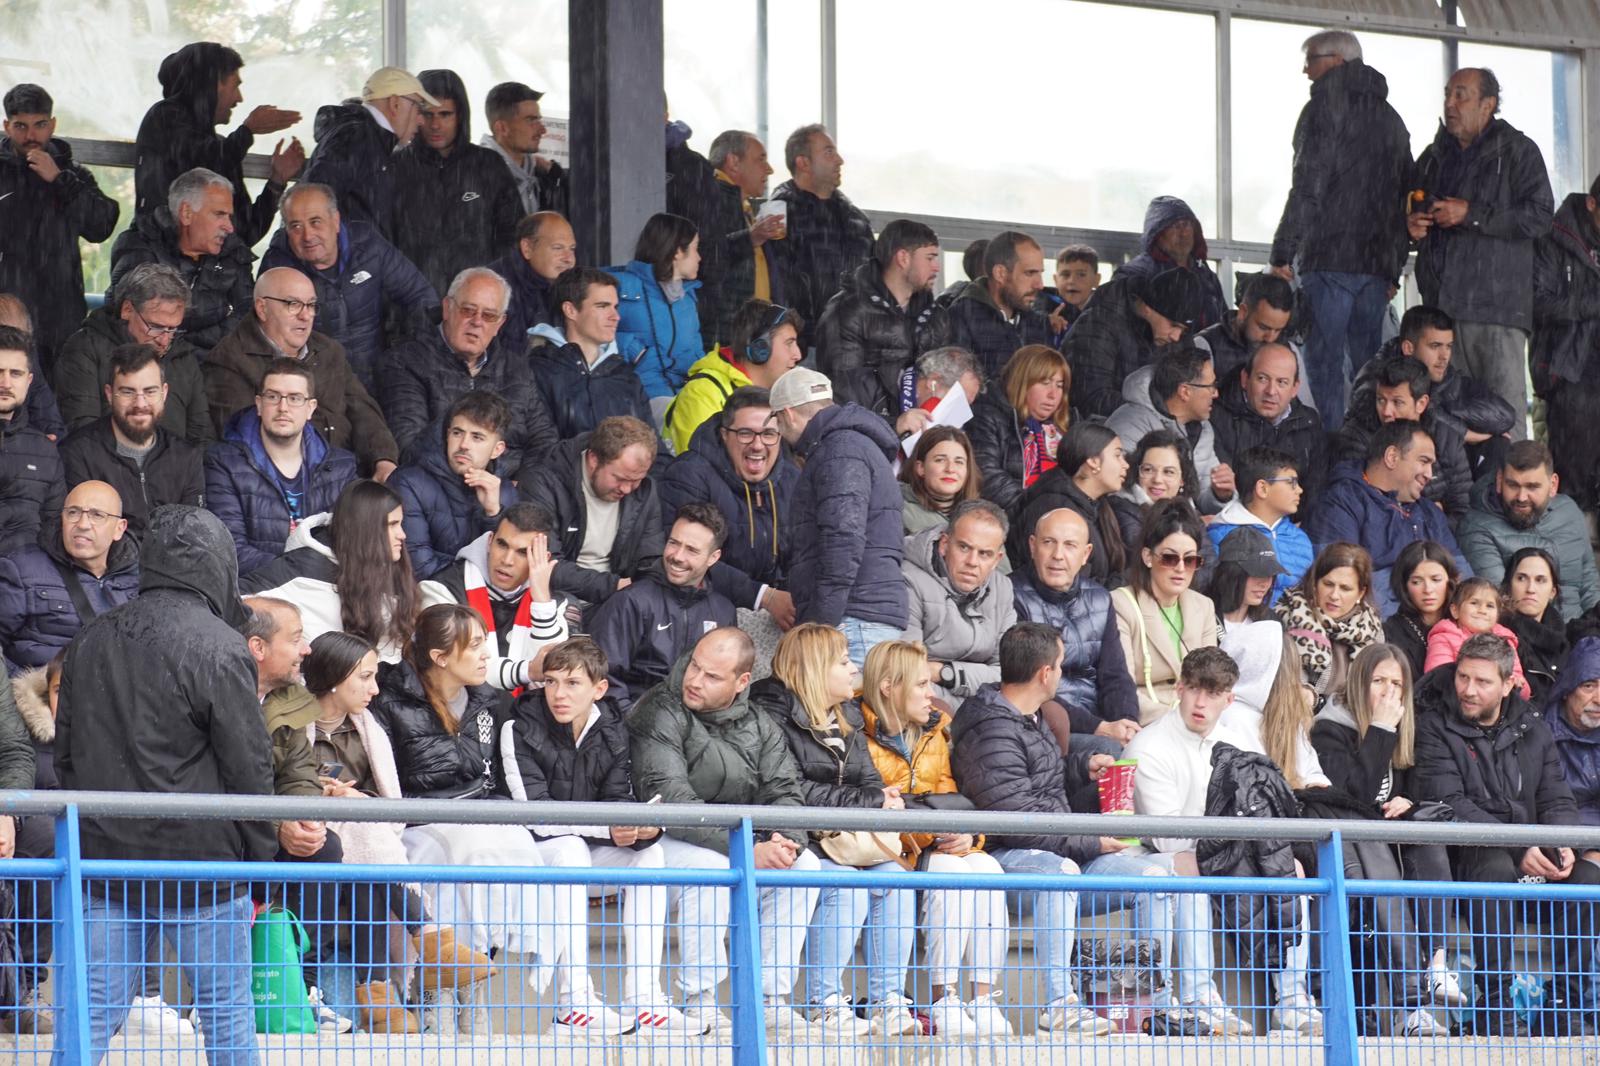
[55,505,274,899]
[134,42,283,246]
[302,100,400,239]
[391,69,523,296]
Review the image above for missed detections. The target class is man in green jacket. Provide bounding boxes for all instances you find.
[627,627,820,1035]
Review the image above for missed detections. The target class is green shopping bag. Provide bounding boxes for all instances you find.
[250,904,318,1034]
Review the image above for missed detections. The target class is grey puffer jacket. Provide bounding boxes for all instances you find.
[1458,474,1600,622]
[1105,364,1226,513]
[901,525,1015,701]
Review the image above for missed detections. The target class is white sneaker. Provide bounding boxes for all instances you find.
[680,991,733,1035]
[419,989,456,1036]
[306,986,353,1034]
[456,983,492,1037]
[1429,951,1468,1007]
[627,1001,709,1035]
[967,991,1014,1037]
[1191,999,1254,1037]
[555,985,628,1037]
[1038,996,1113,1037]
[765,995,812,1035]
[1401,1007,1446,1037]
[122,995,196,1040]
[1272,997,1324,1035]
[929,995,979,1038]
[869,993,921,1036]
[811,993,869,1036]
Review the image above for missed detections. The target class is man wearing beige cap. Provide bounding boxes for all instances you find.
[768,366,906,665]
[301,66,439,240]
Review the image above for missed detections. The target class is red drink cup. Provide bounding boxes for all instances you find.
[1098,758,1140,845]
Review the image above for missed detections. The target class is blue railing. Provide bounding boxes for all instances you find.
[3,792,1600,1064]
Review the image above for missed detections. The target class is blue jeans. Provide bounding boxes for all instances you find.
[805,856,916,1006]
[56,891,259,1066]
[1082,848,1221,1008]
[989,847,1082,1006]
[1300,271,1390,431]
[838,618,903,670]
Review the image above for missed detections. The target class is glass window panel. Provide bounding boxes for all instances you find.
[766,0,823,155]
[836,0,1216,235]
[407,0,568,143]
[664,0,758,156]
[1457,41,1567,196]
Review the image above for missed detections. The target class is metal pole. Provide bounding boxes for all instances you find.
[755,0,770,150]
[53,806,92,1066]
[1317,830,1361,1066]
[381,0,406,69]
[819,0,838,135]
[1442,0,1459,76]
[727,818,770,1066]
[1215,10,1235,295]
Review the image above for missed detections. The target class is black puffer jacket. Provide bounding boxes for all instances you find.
[770,179,874,349]
[368,658,507,800]
[501,693,641,843]
[55,506,275,886]
[391,69,524,296]
[1208,375,1327,508]
[302,102,401,239]
[945,279,1054,381]
[133,42,283,247]
[966,389,1032,513]
[59,417,205,537]
[379,326,558,472]
[526,328,655,441]
[1533,192,1600,391]
[107,206,254,353]
[516,435,665,607]
[751,678,886,811]
[1413,118,1554,332]
[55,306,213,447]
[0,137,119,363]
[1011,569,1140,732]
[1064,277,1165,418]
[1347,337,1516,440]
[486,248,558,343]
[590,572,736,710]
[0,406,64,556]
[1196,742,1305,969]
[948,682,1101,862]
[815,262,951,413]
[1333,396,1471,520]
[1012,470,1124,588]
[1270,59,1413,283]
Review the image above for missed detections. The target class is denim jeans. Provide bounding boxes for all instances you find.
[989,847,1082,1006]
[804,856,916,1006]
[838,618,903,670]
[1300,271,1390,431]
[56,891,258,1066]
[1082,848,1221,1008]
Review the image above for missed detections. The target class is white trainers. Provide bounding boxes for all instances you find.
[765,995,812,1035]
[306,986,353,1034]
[869,993,921,1036]
[1272,996,1324,1036]
[1191,998,1254,1037]
[930,995,979,1038]
[1429,951,1468,1007]
[122,995,196,1040]
[967,990,1014,1037]
[1038,996,1113,1037]
[811,993,870,1036]
[555,985,628,1037]
[418,989,456,1036]
[627,1001,709,1035]
[1401,1007,1446,1037]
[680,991,733,1035]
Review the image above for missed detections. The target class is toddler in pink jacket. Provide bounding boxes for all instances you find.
[1424,577,1530,699]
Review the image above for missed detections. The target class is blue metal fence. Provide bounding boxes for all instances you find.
[3,792,1600,1064]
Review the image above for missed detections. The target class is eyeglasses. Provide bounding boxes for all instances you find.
[261,295,319,315]
[453,303,506,326]
[1184,379,1219,392]
[64,506,122,526]
[132,306,185,340]
[1153,550,1203,571]
[259,390,311,408]
[724,427,781,445]
[1264,475,1301,488]
[113,386,164,402]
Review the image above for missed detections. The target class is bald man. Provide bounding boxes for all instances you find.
[206,266,398,478]
[1012,507,1141,757]
[0,480,139,671]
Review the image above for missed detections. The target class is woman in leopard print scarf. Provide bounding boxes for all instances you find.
[1276,543,1384,698]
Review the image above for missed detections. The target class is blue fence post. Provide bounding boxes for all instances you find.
[727,817,771,1066]
[52,804,92,1066]
[1317,829,1360,1066]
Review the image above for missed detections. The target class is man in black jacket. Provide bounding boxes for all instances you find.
[1409,68,1554,441]
[517,416,664,614]
[301,66,438,240]
[771,124,873,350]
[1195,273,1295,392]
[1113,197,1228,331]
[54,504,274,1063]
[1270,31,1412,425]
[480,82,567,217]
[59,343,204,537]
[132,42,302,247]
[590,503,736,711]
[1534,178,1600,506]
[0,326,63,556]
[692,130,784,350]
[1209,342,1327,508]
[815,219,951,416]
[1066,269,1205,418]
[945,230,1053,380]
[392,69,523,297]
[1414,635,1600,1036]
[486,211,575,342]
[1,84,120,367]
[1334,354,1472,520]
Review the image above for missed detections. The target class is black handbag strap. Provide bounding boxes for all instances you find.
[50,557,100,622]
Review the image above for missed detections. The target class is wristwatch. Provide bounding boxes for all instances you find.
[939,662,956,688]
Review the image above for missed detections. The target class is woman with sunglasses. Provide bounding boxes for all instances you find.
[1112,500,1219,724]
[1276,542,1383,697]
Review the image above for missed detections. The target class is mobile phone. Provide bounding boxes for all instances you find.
[318,762,343,779]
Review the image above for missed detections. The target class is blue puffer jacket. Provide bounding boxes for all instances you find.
[0,530,140,673]
[203,409,359,575]
[656,417,797,609]
[787,403,908,629]
[1011,568,1139,732]
[1306,460,1470,615]
[389,444,519,580]
[1545,637,1600,825]
[260,219,440,388]
[606,260,705,399]
[1206,500,1316,606]
[527,324,654,440]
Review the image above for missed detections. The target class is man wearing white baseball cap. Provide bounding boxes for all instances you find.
[301,66,440,240]
[768,367,907,665]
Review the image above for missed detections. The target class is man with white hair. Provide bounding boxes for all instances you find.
[1269,29,1412,423]
[379,266,558,472]
[106,167,255,354]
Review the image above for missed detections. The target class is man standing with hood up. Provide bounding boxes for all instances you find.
[1113,196,1228,331]
[133,41,304,247]
[391,69,523,298]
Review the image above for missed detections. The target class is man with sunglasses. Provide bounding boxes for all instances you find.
[659,386,798,628]
[1107,347,1235,513]
[206,267,397,480]
[56,261,214,447]
[380,266,558,473]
